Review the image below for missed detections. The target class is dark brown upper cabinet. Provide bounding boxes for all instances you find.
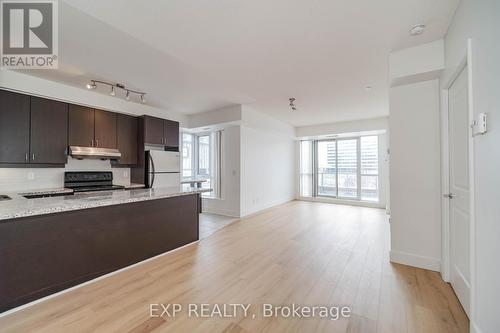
[94,109,117,149]
[143,115,179,149]
[144,115,164,145]
[116,114,138,165]
[30,97,68,164]
[0,90,30,164]
[69,105,94,147]
[69,106,117,149]
[164,119,179,148]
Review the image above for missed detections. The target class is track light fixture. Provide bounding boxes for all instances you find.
[86,79,146,103]
[289,97,297,111]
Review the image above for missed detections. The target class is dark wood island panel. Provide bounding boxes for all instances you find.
[0,194,200,312]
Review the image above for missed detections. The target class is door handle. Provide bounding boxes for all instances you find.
[443,193,456,199]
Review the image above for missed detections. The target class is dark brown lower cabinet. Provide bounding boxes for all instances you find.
[0,194,200,312]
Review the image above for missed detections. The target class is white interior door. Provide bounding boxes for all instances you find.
[448,65,471,317]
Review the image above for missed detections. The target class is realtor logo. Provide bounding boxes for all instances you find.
[1,0,58,69]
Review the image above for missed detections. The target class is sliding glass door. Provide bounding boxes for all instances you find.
[316,140,337,197]
[301,135,379,202]
[337,139,358,199]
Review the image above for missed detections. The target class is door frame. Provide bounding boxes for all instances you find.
[440,39,476,320]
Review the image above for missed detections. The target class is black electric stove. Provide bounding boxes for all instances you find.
[64,171,125,193]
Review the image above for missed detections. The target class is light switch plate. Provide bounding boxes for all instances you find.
[472,112,487,136]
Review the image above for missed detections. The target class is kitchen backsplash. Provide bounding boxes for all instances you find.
[0,157,131,192]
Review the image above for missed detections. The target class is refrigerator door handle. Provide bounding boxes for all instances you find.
[148,152,155,188]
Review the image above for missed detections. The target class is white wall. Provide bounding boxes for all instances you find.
[239,107,295,216]
[201,126,241,217]
[187,105,242,129]
[189,106,295,217]
[444,1,500,332]
[0,158,130,192]
[240,125,295,216]
[389,39,444,86]
[296,117,387,138]
[389,79,442,271]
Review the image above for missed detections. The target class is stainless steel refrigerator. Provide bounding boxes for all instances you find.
[145,149,180,188]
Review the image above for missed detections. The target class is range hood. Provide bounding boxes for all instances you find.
[69,146,121,160]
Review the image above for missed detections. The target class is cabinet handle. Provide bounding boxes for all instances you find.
[25,153,28,162]
[96,139,99,147]
[91,139,94,147]
[32,153,35,161]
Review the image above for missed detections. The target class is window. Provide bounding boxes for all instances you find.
[300,135,379,202]
[180,131,222,198]
[300,140,313,197]
[337,139,358,198]
[360,136,379,201]
[316,140,336,196]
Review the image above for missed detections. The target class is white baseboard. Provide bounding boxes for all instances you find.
[240,197,294,217]
[470,321,482,333]
[297,196,386,209]
[390,250,441,272]
[201,206,240,218]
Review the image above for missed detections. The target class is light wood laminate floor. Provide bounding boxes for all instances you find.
[0,201,468,333]
[199,213,238,239]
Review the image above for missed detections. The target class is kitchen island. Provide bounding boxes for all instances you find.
[0,186,210,312]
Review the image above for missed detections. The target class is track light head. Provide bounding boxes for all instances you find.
[86,80,96,90]
[289,97,297,111]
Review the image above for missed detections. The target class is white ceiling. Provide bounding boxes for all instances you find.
[25,0,459,126]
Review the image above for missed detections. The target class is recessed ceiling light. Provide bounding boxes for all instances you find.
[409,24,426,36]
[365,86,372,92]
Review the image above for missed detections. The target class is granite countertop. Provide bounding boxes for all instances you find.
[0,186,211,222]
